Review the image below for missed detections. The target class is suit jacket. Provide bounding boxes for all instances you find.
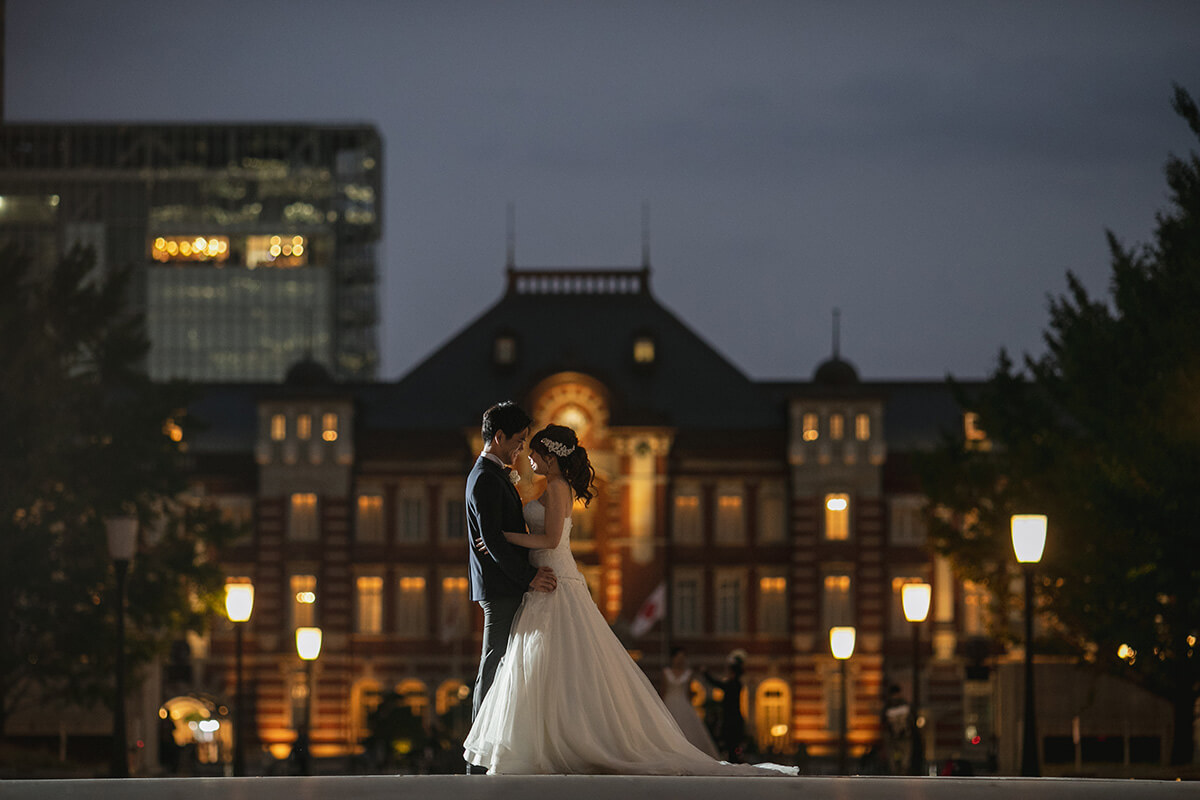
[466,455,536,602]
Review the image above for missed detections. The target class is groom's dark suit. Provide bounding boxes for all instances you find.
[465,455,537,727]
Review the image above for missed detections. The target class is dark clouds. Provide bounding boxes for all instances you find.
[7,0,1200,381]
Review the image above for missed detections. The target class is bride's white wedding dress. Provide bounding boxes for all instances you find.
[463,501,796,776]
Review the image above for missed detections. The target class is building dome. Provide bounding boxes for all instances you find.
[284,356,334,387]
[812,355,859,386]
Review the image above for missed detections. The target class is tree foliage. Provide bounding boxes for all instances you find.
[920,86,1200,765]
[0,245,240,734]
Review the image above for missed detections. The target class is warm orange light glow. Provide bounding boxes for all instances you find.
[295,627,322,660]
[826,496,848,512]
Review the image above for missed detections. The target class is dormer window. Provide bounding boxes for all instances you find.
[494,334,517,366]
[633,335,655,364]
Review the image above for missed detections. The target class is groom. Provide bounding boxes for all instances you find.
[465,401,556,772]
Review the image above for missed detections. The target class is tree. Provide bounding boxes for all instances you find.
[0,244,241,737]
[920,86,1200,766]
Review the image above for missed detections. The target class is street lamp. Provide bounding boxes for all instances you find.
[225,584,254,776]
[295,626,322,775]
[902,581,932,776]
[105,515,138,779]
[1012,514,1047,778]
[830,626,856,775]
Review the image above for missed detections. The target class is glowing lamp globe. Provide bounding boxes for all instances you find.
[105,516,138,562]
[830,626,856,660]
[295,627,323,661]
[225,584,255,623]
[902,582,932,623]
[1011,515,1048,564]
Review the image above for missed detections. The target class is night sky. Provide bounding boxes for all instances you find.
[7,1,1200,382]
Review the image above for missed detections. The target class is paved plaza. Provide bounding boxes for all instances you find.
[4,775,1199,800]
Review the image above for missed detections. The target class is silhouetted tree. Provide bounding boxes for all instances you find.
[0,245,240,736]
[920,86,1200,766]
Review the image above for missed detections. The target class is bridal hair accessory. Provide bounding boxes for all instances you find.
[540,437,575,458]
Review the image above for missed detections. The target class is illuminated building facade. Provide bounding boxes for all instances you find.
[0,123,381,381]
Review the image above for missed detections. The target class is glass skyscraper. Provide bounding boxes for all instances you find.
[0,124,382,381]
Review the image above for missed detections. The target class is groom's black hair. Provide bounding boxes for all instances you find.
[482,401,533,442]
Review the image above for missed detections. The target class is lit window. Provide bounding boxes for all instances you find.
[855,413,870,440]
[821,572,853,632]
[830,414,845,440]
[356,576,383,634]
[494,335,516,365]
[439,574,470,641]
[356,494,384,543]
[397,573,428,638]
[270,413,286,441]
[290,574,317,628]
[715,487,745,544]
[322,413,338,442]
[151,235,230,264]
[824,493,850,541]
[289,493,319,540]
[246,234,308,268]
[963,580,990,636]
[964,412,989,449]
[755,679,791,752]
[633,336,656,364]
[296,414,312,440]
[802,413,819,441]
[757,574,788,635]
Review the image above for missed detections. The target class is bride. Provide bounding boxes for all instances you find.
[463,424,795,776]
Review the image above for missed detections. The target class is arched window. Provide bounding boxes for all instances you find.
[755,679,792,753]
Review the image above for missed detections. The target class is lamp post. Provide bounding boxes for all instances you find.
[295,627,322,775]
[225,584,254,776]
[830,626,856,775]
[902,582,932,776]
[1012,514,1047,778]
[105,515,138,779]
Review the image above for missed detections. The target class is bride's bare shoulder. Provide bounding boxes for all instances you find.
[545,478,571,503]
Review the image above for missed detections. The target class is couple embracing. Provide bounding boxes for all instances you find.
[463,401,796,776]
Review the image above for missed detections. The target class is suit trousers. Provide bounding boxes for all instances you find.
[472,595,523,721]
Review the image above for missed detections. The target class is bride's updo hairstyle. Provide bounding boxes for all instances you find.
[530,424,596,506]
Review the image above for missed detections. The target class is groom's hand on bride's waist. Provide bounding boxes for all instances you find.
[530,566,556,593]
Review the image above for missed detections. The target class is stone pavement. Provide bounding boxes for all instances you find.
[3,775,1198,800]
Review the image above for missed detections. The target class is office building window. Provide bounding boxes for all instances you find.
[356,493,384,543]
[289,493,319,541]
[824,493,850,541]
[758,572,788,636]
[397,572,428,638]
[290,574,317,628]
[356,575,383,635]
[714,569,745,635]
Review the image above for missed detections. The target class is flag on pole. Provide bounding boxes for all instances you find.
[630,581,666,638]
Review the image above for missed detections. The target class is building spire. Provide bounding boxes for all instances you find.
[505,202,516,269]
[641,200,651,268]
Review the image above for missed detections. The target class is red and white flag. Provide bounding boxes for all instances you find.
[630,581,666,638]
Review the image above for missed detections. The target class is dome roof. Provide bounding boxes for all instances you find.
[812,356,860,386]
[284,356,334,387]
